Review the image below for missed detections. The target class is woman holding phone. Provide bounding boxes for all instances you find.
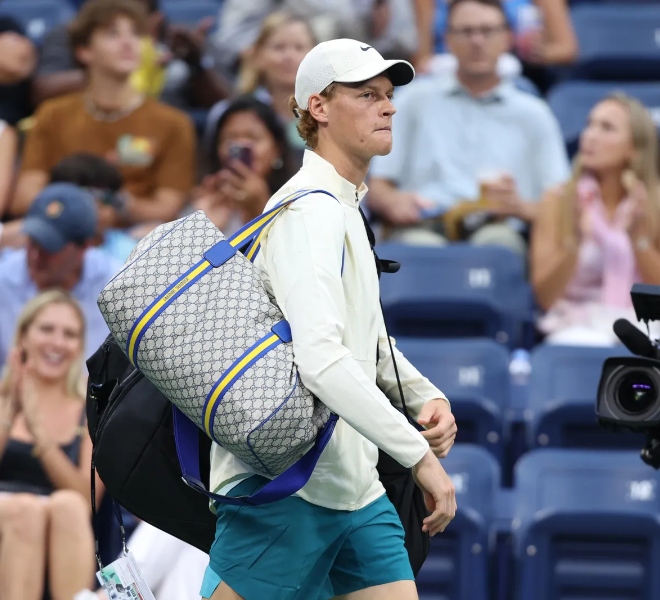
[194,96,293,235]
[0,291,98,600]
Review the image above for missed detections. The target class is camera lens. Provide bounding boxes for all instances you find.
[616,371,657,415]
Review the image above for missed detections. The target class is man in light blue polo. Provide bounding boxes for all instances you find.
[0,183,121,366]
[368,0,570,254]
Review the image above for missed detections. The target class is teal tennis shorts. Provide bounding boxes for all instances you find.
[200,477,414,600]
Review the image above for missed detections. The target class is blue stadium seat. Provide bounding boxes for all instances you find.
[570,3,660,80]
[513,449,660,600]
[161,0,220,27]
[0,0,74,45]
[376,243,533,348]
[525,344,645,451]
[418,445,499,600]
[548,80,660,153]
[395,338,510,464]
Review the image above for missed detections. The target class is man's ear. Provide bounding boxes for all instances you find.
[74,45,92,68]
[308,94,330,125]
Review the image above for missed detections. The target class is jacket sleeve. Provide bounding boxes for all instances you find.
[262,194,429,468]
[375,314,450,422]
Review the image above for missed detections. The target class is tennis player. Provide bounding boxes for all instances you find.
[201,38,458,600]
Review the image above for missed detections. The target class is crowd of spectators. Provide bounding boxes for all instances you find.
[0,0,658,597]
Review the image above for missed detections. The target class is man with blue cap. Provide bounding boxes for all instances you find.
[0,182,121,366]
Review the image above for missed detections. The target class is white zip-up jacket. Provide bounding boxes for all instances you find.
[209,150,447,511]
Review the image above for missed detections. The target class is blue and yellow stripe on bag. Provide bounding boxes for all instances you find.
[126,258,214,364]
[125,190,313,366]
[202,329,285,438]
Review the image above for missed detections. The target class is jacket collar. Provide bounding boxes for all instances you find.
[301,150,369,207]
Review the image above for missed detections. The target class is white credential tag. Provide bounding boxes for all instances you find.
[96,551,156,600]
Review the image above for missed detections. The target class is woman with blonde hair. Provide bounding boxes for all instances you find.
[0,291,98,600]
[203,12,316,160]
[531,93,660,345]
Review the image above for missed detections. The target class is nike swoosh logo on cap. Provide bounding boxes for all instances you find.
[360,45,372,51]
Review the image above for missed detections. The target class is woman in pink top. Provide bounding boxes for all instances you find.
[531,93,660,345]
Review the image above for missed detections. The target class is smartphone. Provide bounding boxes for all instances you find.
[228,144,253,169]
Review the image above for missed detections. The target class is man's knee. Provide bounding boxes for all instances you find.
[209,581,245,600]
[470,223,526,256]
[339,580,418,600]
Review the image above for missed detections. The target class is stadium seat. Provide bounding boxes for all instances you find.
[513,449,660,600]
[548,80,660,154]
[0,0,74,45]
[376,243,533,348]
[161,0,220,27]
[525,343,645,450]
[417,445,499,600]
[395,338,510,464]
[570,3,660,80]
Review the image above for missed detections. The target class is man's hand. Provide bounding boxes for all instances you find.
[418,398,457,458]
[483,174,534,221]
[412,450,457,536]
[168,17,215,67]
[379,190,435,226]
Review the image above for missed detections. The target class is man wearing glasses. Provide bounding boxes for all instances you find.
[368,0,569,255]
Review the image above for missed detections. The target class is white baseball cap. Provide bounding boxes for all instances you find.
[294,38,415,109]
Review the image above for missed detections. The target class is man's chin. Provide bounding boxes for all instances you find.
[371,141,394,157]
[464,64,498,79]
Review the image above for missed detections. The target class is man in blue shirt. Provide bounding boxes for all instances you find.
[0,183,121,367]
[368,0,570,254]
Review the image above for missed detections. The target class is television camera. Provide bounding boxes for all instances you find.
[597,284,660,469]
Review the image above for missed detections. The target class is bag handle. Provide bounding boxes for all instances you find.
[174,407,338,506]
[227,188,338,262]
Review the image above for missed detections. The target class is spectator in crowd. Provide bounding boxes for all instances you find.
[367,0,569,254]
[532,94,660,346]
[1,152,133,255]
[196,96,294,234]
[413,0,577,85]
[49,152,142,262]
[0,183,121,367]
[0,291,98,600]
[11,0,196,228]
[0,17,36,126]
[32,0,232,110]
[0,120,17,219]
[204,12,316,164]
[213,0,417,76]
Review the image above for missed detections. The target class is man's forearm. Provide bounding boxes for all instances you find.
[367,178,398,213]
[188,67,232,109]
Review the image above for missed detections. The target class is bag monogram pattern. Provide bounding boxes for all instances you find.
[98,210,329,476]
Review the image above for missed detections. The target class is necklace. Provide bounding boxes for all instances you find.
[84,92,145,123]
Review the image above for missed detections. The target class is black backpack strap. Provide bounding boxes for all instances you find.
[358,208,416,426]
[358,208,400,278]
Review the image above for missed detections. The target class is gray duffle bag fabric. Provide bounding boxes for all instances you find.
[97,190,337,479]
